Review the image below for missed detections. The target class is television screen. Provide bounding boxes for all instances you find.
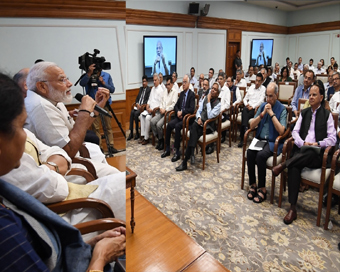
[250,39,274,67]
[143,36,177,79]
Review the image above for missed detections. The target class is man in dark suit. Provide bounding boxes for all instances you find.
[127,75,151,140]
[161,74,195,162]
[261,68,271,88]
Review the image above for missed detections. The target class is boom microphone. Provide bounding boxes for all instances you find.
[75,93,112,118]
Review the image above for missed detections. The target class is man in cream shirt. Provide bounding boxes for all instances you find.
[234,69,247,87]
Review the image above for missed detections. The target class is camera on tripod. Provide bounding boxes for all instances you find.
[78,49,111,86]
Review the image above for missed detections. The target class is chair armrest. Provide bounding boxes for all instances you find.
[75,218,126,235]
[72,157,98,179]
[203,115,219,132]
[66,168,95,183]
[273,127,291,153]
[152,107,160,116]
[185,113,197,129]
[131,102,136,110]
[322,146,333,169]
[281,136,294,163]
[46,198,114,218]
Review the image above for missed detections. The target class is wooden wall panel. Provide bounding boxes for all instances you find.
[0,0,126,20]
[126,9,197,28]
[288,21,340,35]
[197,17,289,35]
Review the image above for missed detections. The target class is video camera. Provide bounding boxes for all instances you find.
[78,49,111,85]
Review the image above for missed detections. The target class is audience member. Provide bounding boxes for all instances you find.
[298,64,309,87]
[297,57,303,72]
[161,75,195,161]
[190,67,198,88]
[208,68,216,89]
[218,72,231,143]
[324,70,334,99]
[159,72,166,91]
[261,68,271,88]
[292,63,301,79]
[272,81,336,225]
[245,66,256,83]
[172,72,180,93]
[279,66,292,83]
[330,57,336,69]
[226,76,241,108]
[139,73,163,145]
[234,50,242,78]
[0,73,125,271]
[175,82,221,171]
[314,61,326,74]
[274,62,280,76]
[246,83,287,203]
[25,62,109,163]
[198,78,210,100]
[127,75,151,141]
[13,67,29,98]
[328,72,340,110]
[234,69,247,87]
[334,63,340,73]
[309,58,315,70]
[267,66,275,82]
[320,58,326,69]
[151,76,178,151]
[291,70,314,117]
[238,73,266,147]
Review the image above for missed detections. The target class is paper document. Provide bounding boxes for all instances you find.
[249,138,267,151]
[141,110,149,116]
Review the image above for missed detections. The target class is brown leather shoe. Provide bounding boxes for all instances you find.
[272,163,285,177]
[283,209,297,225]
[142,139,149,145]
[138,136,144,144]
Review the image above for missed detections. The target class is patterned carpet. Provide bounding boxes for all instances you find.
[126,135,340,272]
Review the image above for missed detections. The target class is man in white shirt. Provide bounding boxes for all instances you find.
[314,62,326,75]
[288,61,294,78]
[308,58,315,70]
[172,72,180,93]
[238,73,266,147]
[329,72,340,111]
[324,70,334,98]
[208,68,216,89]
[140,73,164,145]
[151,76,178,151]
[217,72,230,143]
[227,76,242,108]
[197,73,205,98]
[245,66,256,83]
[298,64,309,87]
[297,57,303,72]
[190,67,198,88]
[234,69,247,87]
[291,63,301,79]
[159,72,166,91]
[25,61,109,163]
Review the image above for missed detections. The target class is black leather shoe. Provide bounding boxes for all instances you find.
[237,141,243,148]
[323,193,339,207]
[190,155,195,164]
[206,146,214,154]
[176,161,187,171]
[171,153,181,162]
[155,141,160,149]
[161,151,170,158]
[127,133,133,141]
[134,133,140,140]
[158,140,164,151]
[272,163,286,177]
[283,209,297,225]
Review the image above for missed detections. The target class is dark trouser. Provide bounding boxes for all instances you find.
[84,130,100,145]
[129,109,140,133]
[247,143,273,188]
[287,149,323,205]
[240,108,255,141]
[165,117,183,151]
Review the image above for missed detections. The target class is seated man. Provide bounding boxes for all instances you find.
[151,76,178,150]
[1,129,125,225]
[176,82,221,171]
[291,70,314,117]
[198,77,209,99]
[246,83,287,203]
[226,76,242,109]
[261,68,271,88]
[172,72,180,93]
[161,75,195,161]
[324,70,334,98]
[139,73,163,145]
[13,67,29,98]
[25,61,109,163]
[217,72,231,143]
[234,69,247,87]
[327,72,340,102]
[272,81,336,224]
[245,66,256,83]
[238,73,266,147]
[127,75,151,140]
[159,72,166,91]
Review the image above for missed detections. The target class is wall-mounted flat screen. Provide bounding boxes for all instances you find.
[250,39,274,67]
[143,36,177,79]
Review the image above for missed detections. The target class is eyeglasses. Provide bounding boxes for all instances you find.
[41,77,70,85]
[333,77,340,81]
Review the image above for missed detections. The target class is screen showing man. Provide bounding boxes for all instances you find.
[251,39,273,67]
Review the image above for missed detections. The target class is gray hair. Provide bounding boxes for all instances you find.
[267,82,278,95]
[236,69,242,75]
[333,72,340,78]
[153,73,160,80]
[260,68,267,74]
[213,82,221,93]
[303,64,309,69]
[26,61,58,92]
[13,68,29,85]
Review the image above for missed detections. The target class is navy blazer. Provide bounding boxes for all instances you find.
[174,89,196,117]
[135,86,151,105]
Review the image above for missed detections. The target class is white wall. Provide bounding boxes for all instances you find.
[0,18,126,102]
[126,1,287,26]
[241,32,288,70]
[287,3,340,27]
[126,25,226,89]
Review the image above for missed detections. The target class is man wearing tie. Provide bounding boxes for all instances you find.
[161,75,195,162]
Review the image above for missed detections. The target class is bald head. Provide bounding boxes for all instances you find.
[182,74,190,91]
[13,68,30,98]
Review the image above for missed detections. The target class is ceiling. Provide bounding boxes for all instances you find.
[244,0,340,11]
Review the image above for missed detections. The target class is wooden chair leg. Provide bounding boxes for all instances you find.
[278,173,284,208]
[270,174,275,204]
[324,190,333,230]
[229,128,231,147]
[216,142,219,163]
[202,143,206,170]
[241,156,246,190]
[316,185,324,227]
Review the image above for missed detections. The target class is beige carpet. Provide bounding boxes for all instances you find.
[127,137,340,272]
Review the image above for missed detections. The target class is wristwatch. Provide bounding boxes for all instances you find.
[79,109,96,118]
[43,161,60,173]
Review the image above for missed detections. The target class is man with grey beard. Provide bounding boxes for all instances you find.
[24,61,110,161]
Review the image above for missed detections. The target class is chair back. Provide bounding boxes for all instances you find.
[278,82,295,104]
[298,98,307,111]
[239,86,247,100]
[316,74,328,84]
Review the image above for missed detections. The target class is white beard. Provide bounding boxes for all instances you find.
[47,84,73,104]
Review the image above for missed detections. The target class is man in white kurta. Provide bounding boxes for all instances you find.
[151,76,178,150]
[1,129,125,227]
[140,73,164,144]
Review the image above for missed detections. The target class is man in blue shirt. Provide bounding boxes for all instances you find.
[80,63,117,153]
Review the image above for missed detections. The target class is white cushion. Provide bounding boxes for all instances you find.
[266,153,282,167]
[198,131,219,142]
[221,120,231,129]
[279,85,294,100]
[237,115,242,122]
[301,167,331,184]
[332,173,340,191]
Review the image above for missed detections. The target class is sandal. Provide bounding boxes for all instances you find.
[247,185,257,200]
[253,189,267,203]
